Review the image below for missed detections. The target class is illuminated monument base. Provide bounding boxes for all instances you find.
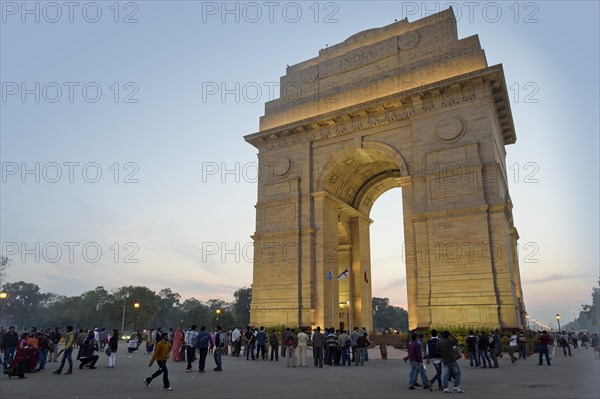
[245,8,526,331]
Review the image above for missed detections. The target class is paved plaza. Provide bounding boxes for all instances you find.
[1,346,598,398]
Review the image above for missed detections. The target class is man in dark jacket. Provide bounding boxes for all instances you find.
[78,339,99,369]
[407,333,432,390]
[37,332,51,371]
[425,329,443,391]
[488,332,499,368]
[195,326,210,373]
[256,327,267,360]
[465,331,479,367]
[1,326,18,371]
[244,327,255,360]
[437,331,464,393]
[50,327,62,362]
[477,331,491,368]
[269,329,279,362]
[311,327,325,368]
[285,328,298,368]
[537,331,551,366]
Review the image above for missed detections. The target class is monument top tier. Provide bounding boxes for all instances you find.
[290,8,465,71]
[258,8,509,136]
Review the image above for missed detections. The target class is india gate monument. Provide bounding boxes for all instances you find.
[245,8,526,331]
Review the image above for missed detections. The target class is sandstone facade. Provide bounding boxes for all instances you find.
[245,8,526,331]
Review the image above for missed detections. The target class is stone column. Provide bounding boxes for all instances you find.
[349,216,372,331]
[312,192,340,328]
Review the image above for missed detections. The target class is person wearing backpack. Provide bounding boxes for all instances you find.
[256,327,267,360]
[284,328,297,367]
[558,331,572,356]
[268,329,279,361]
[337,329,352,366]
[426,329,443,391]
[213,326,226,371]
[194,326,210,373]
[356,332,370,366]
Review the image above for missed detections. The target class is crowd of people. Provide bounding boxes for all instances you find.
[0,325,120,378]
[1,323,598,392]
[403,329,599,393]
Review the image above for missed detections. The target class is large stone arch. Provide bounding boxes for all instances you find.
[245,8,526,331]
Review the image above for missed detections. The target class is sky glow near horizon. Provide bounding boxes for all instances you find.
[1,1,598,330]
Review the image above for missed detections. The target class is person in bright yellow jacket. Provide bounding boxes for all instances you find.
[144,333,172,391]
[53,325,75,375]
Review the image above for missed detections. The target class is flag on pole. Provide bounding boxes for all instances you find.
[364,270,368,283]
[326,270,333,281]
[337,267,349,280]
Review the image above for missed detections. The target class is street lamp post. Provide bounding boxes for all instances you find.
[121,296,128,331]
[556,314,561,332]
[133,302,140,331]
[216,309,221,322]
[0,291,8,328]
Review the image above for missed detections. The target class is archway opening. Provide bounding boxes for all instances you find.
[369,187,409,333]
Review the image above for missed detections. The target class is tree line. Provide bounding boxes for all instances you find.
[566,278,600,332]
[1,257,414,333]
[371,297,409,331]
[0,279,410,333]
[0,281,252,332]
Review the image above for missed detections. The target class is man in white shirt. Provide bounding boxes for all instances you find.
[508,331,518,364]
[231,327,241,357]
[425,329,443,391]
[184,325,199,371]
[296,328,310,367]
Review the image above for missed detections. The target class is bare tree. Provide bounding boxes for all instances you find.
[0,256,12,287]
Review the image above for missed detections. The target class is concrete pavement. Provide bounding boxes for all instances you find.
[1,345,598,398]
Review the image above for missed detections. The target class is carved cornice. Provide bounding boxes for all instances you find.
[244,65,517,152]
[312,191,373,223]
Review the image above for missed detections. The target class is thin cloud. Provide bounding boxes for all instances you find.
[378,277,406,291]
[524,274,585,285]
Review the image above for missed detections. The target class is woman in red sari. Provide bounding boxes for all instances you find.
[171,327,184,362]
[8,333,30,378]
